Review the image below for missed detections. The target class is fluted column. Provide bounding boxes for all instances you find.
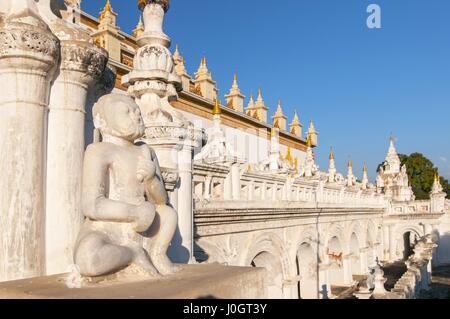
[45,40,107,275]
[173,135,200,263]
[0,1,59,281]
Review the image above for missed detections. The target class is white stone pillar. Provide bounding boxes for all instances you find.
[389,225,397,261]
[318,264,331,299]
[343,255,353,285]
[231,163,241,200]
[360,248,369,274]
[175,142,196,263]
[383,225,390,261]
[45,41,107,275]
[0,3,59,281]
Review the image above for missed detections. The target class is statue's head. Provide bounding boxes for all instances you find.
[93,94,145,142]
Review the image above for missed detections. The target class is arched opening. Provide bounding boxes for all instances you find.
[327,236,345,287]
[402,231,419,260]
[296,243,318,299]
[251,251,284,298]
[349,233,362,277]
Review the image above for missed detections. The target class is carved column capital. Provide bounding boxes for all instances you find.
[0,21,59,72]
[60,41,108,82]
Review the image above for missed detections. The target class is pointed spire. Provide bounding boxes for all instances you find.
[173,43,180,58]
[133,15,145,37]
[363,162,367,173]
[292,110,300,124]
[105,0,112,12]
[100,0,114,20]
[329,147,334,160]
[213,98,221,115]
[348,159,353,168]
[309,119,316,131]
[257,87,262,100]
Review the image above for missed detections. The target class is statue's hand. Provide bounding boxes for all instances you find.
[136,152,156,183]
[131,202,156,233]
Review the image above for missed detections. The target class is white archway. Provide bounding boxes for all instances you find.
[244,233,290,299]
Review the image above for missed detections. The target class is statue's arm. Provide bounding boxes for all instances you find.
[82,144,138,223]
[144,146,170,206]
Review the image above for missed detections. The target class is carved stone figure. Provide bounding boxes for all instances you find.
[74,94,179,278]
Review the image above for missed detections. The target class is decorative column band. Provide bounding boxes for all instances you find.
[0,26,59,62]
[138,0,170,12]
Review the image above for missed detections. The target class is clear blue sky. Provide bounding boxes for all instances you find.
[82,0,450,181]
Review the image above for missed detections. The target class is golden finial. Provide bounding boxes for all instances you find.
[329,147,334,160]
[348,159,353,168]
[363,162,367,173]
[257,87,262,99]
[105,0,112,12]
[234,73,237,82]
[203,56,207,67]
[247,164,251,172]
[133,15,145,37]
[294,157,298,172]
[212,98,221,115]
[435,171,440,182]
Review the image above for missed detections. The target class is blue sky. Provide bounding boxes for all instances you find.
[82,0,450,180]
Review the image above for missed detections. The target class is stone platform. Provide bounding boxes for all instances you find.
[0,264,266,299]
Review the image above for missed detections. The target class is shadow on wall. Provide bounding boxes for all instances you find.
[168,224,191,264]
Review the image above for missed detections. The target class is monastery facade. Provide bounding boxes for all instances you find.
[0,0,449,299]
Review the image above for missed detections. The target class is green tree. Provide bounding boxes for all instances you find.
[378,153,450,200]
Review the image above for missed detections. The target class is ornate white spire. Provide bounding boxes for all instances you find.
[347,159,356,187]
[252,87,268,122]
[328,147,337,183]
[362,162,369,189]
[225,73,245,112]
[246,94,255,116]
[272,99,287,131]
[304,135,317,177]
[432,172,444,194]
[290,111,303,138]
[384,134,401,174]
[195,56,211,80]
[307,119,318,146]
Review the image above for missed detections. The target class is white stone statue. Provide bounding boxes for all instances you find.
[74,94,179,278]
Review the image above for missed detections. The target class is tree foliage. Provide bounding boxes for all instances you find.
[378,153,450,200]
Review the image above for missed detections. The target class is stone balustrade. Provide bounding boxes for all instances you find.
[193,163,385,209]
[387,235,437,299]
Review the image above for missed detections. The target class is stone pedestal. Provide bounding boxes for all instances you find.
[45,40,107,275]
[0,5,59,282]
[0,264,266,299]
